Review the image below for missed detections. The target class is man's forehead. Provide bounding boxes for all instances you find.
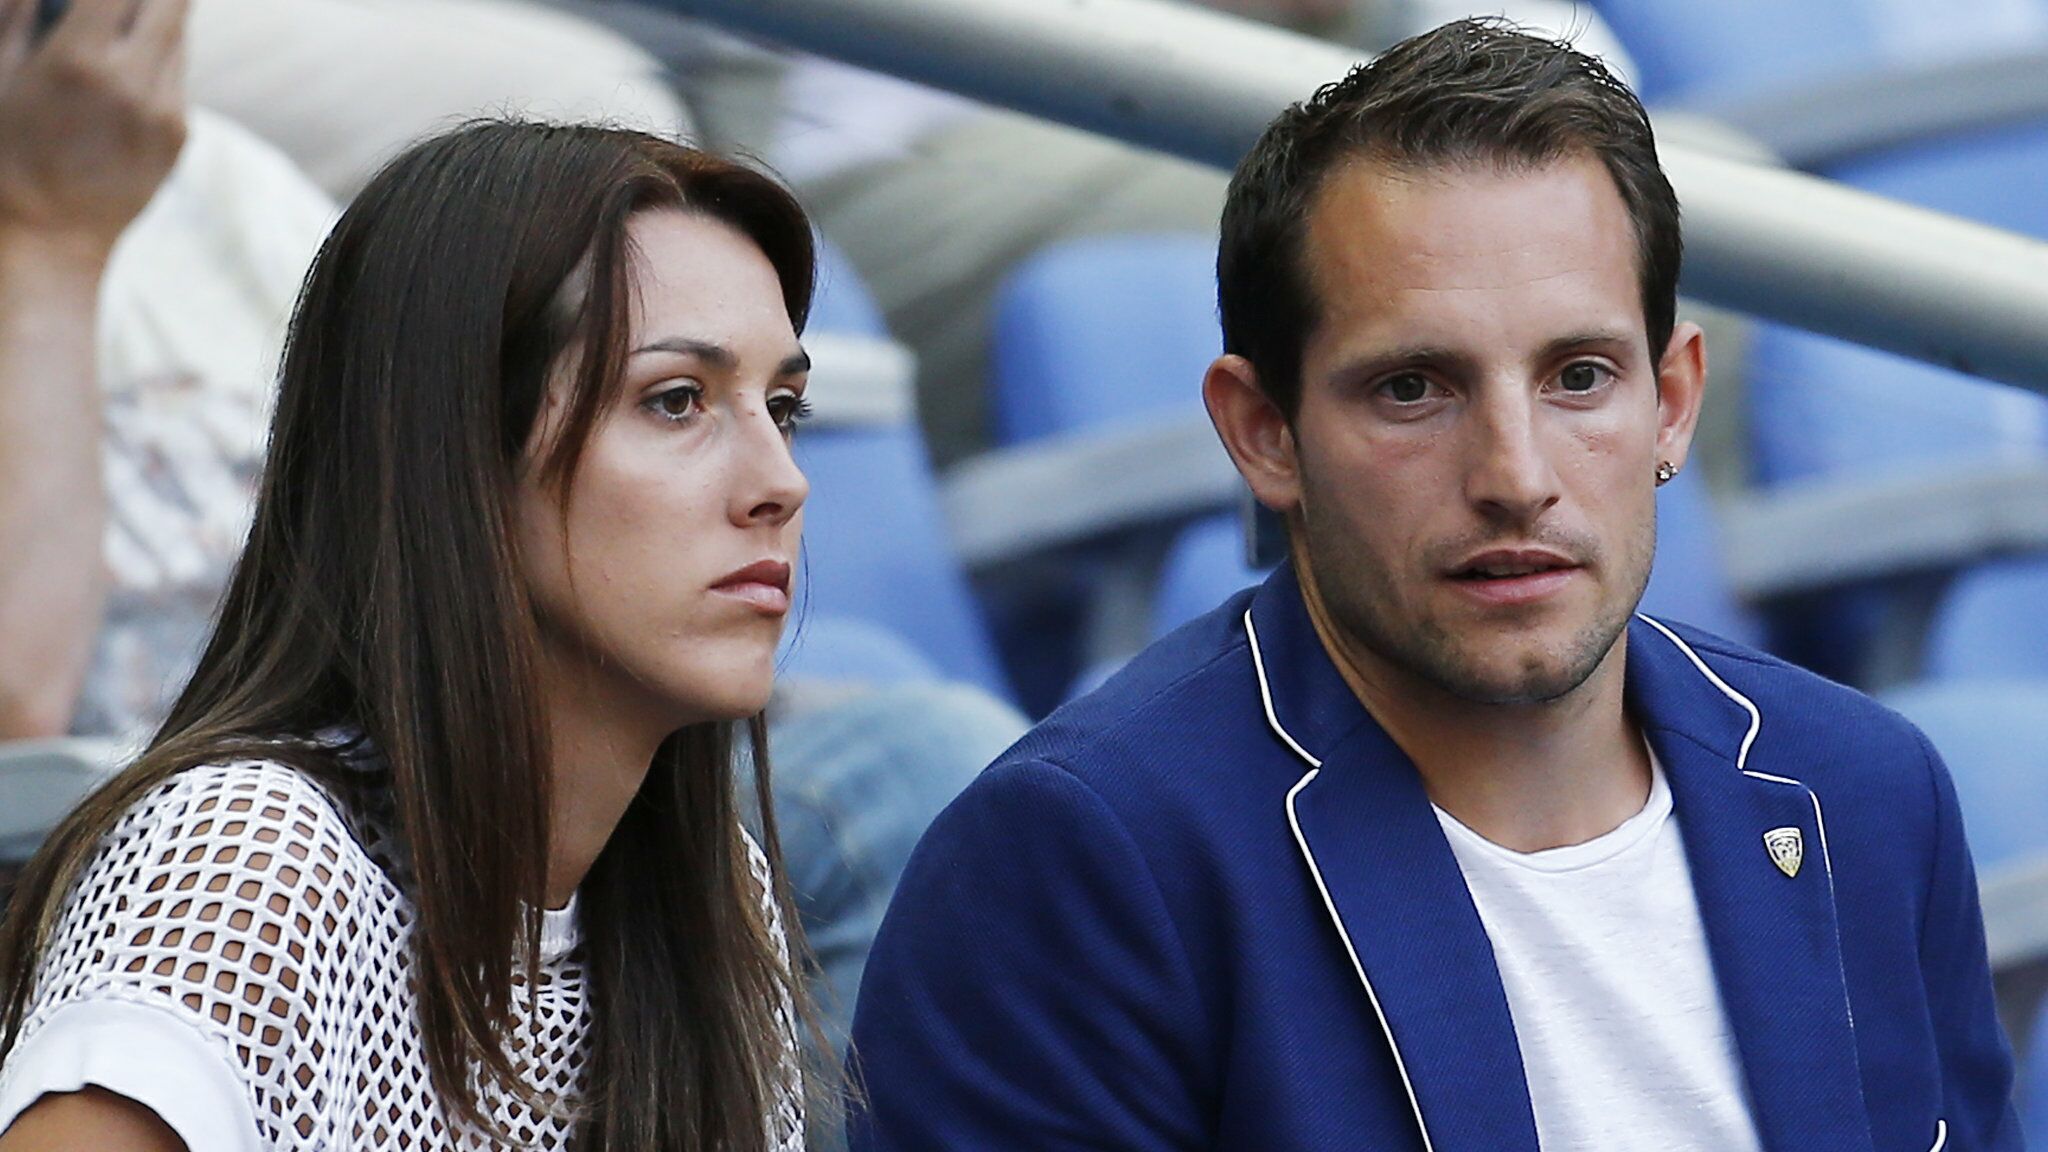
[1296,154,1649,359]
[1306,152,1632,260]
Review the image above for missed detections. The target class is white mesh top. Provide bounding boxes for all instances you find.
[0,750,805,1150]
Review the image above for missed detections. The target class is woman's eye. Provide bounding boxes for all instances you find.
[768,393,813,434]
[646,383,702,422]
[1559,362,1608,393]
[1382,373,1431,404]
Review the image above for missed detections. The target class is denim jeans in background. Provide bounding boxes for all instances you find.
[750,680,1029,1055]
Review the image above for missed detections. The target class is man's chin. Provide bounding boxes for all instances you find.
[1415,637,1615,707]
[1442,673,1590,707]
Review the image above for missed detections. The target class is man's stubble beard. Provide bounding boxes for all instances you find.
[1298,501,1657,708]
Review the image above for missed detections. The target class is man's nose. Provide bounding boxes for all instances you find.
[1464,389,1562,525]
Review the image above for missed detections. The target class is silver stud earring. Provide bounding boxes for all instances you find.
[1655,461,1678,485]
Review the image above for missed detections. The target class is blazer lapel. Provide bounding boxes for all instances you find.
[1630,616,1875,1152]
[1250,572,1540,1152]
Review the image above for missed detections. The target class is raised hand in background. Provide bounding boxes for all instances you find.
[0,0,189,740]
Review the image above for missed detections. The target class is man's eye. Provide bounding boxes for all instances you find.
[1383,373,1431,403]
[647,384,702,422]
[1559,362,1606,392]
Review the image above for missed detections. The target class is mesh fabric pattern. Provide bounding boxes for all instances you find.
[11,757,805,1150]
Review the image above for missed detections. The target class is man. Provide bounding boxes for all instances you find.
[845,19,2017,1152]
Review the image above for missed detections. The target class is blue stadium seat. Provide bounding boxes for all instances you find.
[792,240,1012,700]
[983,233,1222,707]
[990,232,1219,444]
[808,235,889,336]
[1151,513,1270,639]
[1640,466,1765,647]
[1598,0,2048,112]
[792,428,1010,697]
[1746,119,2048,492]
[1880,680,2048,873]
[1744,329,2048,489]
[1924,555,2048,681]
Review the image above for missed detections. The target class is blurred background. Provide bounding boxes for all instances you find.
[10,0,2048,1131]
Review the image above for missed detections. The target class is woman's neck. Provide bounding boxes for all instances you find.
[535,653,672,910]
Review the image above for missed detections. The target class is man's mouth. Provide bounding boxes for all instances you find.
[1448,549,1578,581]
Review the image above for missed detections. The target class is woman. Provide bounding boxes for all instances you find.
[0,120,820,1150]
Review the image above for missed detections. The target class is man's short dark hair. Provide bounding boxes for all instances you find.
[1217,18,1682,416]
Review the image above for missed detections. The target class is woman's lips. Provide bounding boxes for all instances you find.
[712,559,792,616]
[712,581,791,614]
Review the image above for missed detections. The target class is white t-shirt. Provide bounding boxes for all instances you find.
[0,748,804,1150]
[1434,755,1764,1152]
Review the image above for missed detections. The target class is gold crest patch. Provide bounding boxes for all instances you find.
[1764,826,1803,878]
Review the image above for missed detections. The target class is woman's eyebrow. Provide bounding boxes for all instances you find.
[629,339,811,379]
[630,336,734,365]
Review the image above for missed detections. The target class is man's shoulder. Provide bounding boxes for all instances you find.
[1000,593,1269,775]
[962,589,1326,847]
[1640,617,1937,795]
[1657,620,1875,704]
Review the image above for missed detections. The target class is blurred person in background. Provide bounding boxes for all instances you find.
[0,0,326,747]
[0,114,822,1150]
[183,0,698,200]
[0,0,1020,1075]
[846,20,2016,1151]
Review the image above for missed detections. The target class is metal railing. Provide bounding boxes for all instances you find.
[677,0,2048,395]
[1690,45,2048,170]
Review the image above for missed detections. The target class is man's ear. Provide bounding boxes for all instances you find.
[1654,320,1707,474]
[1204,354,1303,516]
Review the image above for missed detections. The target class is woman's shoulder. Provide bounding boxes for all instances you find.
[30,754,406,1012]
[97,756,395,903]
[121,754,358,828]
[43,756,400,998]
[4,757,405,1146]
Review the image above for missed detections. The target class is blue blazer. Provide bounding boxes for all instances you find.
[847,567,2019,1152]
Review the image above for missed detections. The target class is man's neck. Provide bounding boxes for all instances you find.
[1300,582,1652,854]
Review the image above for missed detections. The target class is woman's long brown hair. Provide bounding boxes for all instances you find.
[0,121,822,1151]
